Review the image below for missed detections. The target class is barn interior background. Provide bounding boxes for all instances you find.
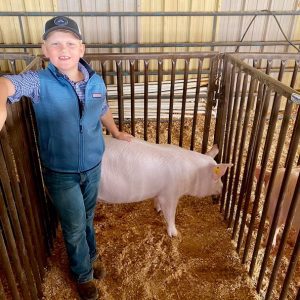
[0,0,299,299]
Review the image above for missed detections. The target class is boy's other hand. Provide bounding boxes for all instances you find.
[113,131,132,142]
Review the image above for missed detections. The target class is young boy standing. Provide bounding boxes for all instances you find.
[0,16,131,300]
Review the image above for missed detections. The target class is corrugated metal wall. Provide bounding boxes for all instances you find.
[0,0,299,54]
[0,0,299,76]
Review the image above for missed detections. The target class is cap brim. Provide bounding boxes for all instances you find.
[43,27,82,40]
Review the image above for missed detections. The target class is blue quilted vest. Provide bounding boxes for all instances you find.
[33,59,106,172]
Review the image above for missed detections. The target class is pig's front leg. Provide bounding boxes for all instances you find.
[158,196,179,237]
[154,197,161,212]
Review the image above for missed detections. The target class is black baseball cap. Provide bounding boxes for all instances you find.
[43,16,82,40]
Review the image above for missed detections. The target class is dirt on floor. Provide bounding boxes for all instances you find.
[42,196,261,300]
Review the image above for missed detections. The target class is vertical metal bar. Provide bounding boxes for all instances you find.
[0,177,31,299]
[210,0,219,52]
[228,76,257,229]
[278,230,300,300]
[242,92,282,263]
[116,60,124,131]
[223,70,242,219]
[18,16,26,53]
[0,150,39,298]
[0,228,21,300]
[237,88,272,253]
[257,105,300,292]
[190,58,203,151]
[0,277,6,300]
[179,58,190,147]
[5,105,48,275]
[226,73,248,225]
[144,60,149,141]
[213,56,227,154]
[9,59,17,74]
[249,99,294,277]
[232,81,265,241]
[101,62,107,85]
[156,59,163,144]
[129,60,136,136]
[220,66,236,212]
[243,60,289,264]
[0,125,46,276]
[9,103,48,261]
[167,59,176,144]
[202,55,219,153]
[265,173,300,300]
[101,61,109,135]
[215,58,231,164]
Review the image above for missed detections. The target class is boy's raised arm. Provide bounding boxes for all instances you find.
[0,77,15,130]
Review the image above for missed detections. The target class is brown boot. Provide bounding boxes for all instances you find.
[77,280,99,300]
[93,257,106,280]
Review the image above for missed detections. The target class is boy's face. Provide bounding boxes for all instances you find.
[42,30,85,74]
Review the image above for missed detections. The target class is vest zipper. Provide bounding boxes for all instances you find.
[73,91,84,172]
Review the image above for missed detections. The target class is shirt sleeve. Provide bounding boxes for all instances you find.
[100,98,109,117]
[3,71,40,103]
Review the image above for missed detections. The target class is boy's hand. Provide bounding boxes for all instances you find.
[0,77,15,131]
[113,131,132,142]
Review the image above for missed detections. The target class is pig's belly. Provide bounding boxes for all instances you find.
[98,175,162,204]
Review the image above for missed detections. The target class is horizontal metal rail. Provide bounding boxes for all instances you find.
[0,10,300,17]
[225,54,300,100]
[2,41,300,49]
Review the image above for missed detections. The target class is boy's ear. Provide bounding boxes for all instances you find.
[41,43,49,58]
[80,43,85,58]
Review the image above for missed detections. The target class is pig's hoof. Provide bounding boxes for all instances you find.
[155,207,161,213]
[168,227,178,237]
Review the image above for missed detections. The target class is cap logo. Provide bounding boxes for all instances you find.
[54,17,68,26]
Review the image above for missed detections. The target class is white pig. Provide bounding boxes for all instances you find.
[98,136,232,237]
[255,167,300,246]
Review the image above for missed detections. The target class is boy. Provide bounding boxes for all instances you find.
[0,16,131,300]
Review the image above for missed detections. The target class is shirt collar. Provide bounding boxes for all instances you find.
[48,58,94,81]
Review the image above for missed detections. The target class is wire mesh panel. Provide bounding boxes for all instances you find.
[219,53,300,300]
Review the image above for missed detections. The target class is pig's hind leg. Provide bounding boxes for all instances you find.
[157,196,178,237]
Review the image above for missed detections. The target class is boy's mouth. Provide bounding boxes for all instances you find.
[59,56,70,60]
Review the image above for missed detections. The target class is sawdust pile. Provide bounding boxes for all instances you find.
[42,116,259,300]
[42,196,259,300]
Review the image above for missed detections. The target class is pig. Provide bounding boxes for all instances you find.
[255,167,300,246]
[98,135,232,237]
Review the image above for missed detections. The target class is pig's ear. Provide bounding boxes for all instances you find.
[206,144,219,158]
[212,163,233,180]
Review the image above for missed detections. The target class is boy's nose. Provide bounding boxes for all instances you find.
[60,44,68,51]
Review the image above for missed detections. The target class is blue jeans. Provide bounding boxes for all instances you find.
[43,164,101,283]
